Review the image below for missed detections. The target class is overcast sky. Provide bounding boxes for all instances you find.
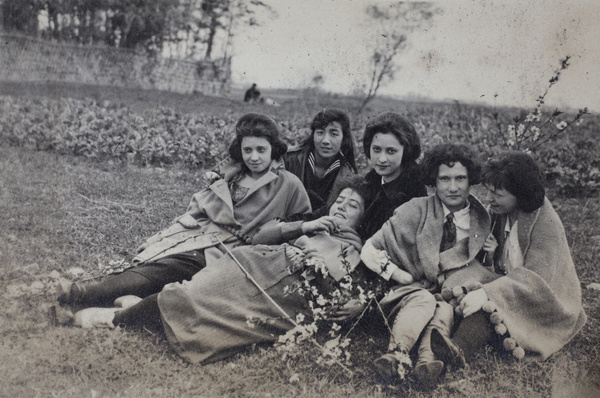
[232,0,599,112]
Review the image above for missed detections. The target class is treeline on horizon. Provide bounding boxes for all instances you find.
[1,0,260,58]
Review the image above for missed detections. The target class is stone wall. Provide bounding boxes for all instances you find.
[0,34,230,95]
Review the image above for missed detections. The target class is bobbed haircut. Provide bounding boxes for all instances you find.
[228,113,288,166]
[362,112,421,166]
[302,109,358,173]
[326,174,374,237]
[481,151,545,212]
[420,143,482,187]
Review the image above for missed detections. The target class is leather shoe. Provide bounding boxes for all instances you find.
[73,307,119,329]
[430,328,465,369]
[57,279,85,306]
[373,349,412,385]
[412,360,444,390]
[374,353,400,384]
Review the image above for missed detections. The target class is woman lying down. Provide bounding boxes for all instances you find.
[71,176,373,365]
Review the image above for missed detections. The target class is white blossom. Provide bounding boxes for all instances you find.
[516,124,525,138]
[531,126,541,141]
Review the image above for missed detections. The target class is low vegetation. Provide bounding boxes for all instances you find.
[1,81,598,198]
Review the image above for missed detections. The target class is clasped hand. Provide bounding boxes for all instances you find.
[458,288,488,317]
[301,216,341,235]
[202,171,221,186]
[483,233,498,257]
[329,299,365,322]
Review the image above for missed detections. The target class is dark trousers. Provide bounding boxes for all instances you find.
[453,310,495,358]
[113,293,163,332]
[76,250,206,307]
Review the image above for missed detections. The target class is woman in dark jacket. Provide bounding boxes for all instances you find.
[360,112,426,238]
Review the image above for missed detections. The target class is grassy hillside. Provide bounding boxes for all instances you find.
[1,81,599,397]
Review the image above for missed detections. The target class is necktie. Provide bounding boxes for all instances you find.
[440,213,457,252]
[497,229,510,274]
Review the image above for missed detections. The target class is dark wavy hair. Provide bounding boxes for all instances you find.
[481,151,545,212]
[420,143,482,187]
[228,113,288,170]
[362,112,421,167]
[326,174,374,237]
[301,109,358,173]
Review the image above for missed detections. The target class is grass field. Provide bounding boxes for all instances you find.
[1,81,599,397]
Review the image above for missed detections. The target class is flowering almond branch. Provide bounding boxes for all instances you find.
[217,238,354,376]
[492,56,589,152]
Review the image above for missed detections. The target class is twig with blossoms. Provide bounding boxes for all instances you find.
[274,245,381,373]
[216,237,354,376]
[492,56,589,152]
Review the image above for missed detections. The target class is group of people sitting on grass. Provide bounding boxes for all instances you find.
[54,109,586,390]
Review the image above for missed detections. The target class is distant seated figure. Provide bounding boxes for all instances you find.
[244,83,261,103]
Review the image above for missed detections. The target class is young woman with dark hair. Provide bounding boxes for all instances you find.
[284,109,358,212]
[56,113,311,310]
[360,112,427,238]
[479,150,545,212]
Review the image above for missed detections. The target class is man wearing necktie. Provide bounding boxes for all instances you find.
[440,213,457,253]
[427,151,586,389]
[360,144,492,388]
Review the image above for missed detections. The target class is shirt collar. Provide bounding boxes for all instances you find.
[308,152,341,177]
[442,200,470,218]
[504,218,519,235]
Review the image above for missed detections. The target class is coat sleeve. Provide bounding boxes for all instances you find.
[361,239,401,281]
[484,209,564,305]
[482,205,585,358]
[283,172,312,215]
[251,219,305,245]
[179,188,212,221]
[367,201,422,279]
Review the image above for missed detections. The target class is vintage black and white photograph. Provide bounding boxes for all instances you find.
[1,0,598,396]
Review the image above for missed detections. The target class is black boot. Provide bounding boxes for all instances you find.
[58,271,157,308]
[412,301,453,390]
[56,278,87,307]
[373,344,412,385]
[430,327,466,369]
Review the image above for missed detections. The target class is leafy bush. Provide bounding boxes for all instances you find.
[537,133,600,197]
[0,97,236,168]
[1,92,598,197]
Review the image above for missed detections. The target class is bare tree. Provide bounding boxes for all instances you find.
[359,2,438,113]
[2,0,273,62]
[199,0,274,60]
[162,0,273,61]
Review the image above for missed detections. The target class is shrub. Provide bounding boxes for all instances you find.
[1,86,597,197]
